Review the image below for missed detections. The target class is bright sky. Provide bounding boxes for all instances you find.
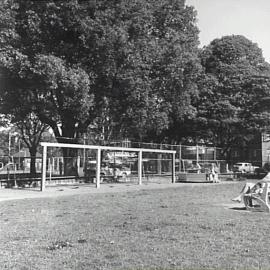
[186,0,270,62]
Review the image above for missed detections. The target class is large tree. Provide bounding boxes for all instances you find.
[193,35,270,154]
[0,0,200,143]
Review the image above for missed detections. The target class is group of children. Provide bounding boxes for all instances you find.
[190,162,220,182]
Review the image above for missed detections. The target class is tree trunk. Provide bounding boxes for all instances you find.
[62,147,78,176]
[29,147,37,177]
[56,124,80,176]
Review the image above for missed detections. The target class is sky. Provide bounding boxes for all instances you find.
[186,0,270,62]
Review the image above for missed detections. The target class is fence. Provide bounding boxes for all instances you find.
[108,141,227,173]
[1,140,267,190]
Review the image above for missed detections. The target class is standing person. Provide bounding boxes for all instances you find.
[196,163,201,174]
[209,163,219,182]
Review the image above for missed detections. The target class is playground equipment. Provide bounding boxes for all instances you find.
[40,142,176,191]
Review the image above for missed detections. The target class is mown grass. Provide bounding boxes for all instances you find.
[1,182,270,270]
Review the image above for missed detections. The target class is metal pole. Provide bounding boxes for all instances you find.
[179,144,182,172]
[96,148,101,188]
[138,151,142,185]
[196,145,199,164]
[8,132,11,158]
[83,134,86,166]
[18,139,20,170]
[157,153,162,175]
[172,152,176,183]
[41,145,47,191]
[49,158,52,181]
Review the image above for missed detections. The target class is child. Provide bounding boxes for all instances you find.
[209,164,219,183]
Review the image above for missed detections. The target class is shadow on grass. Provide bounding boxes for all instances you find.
[230,206,247,211]
[6,187,41,192]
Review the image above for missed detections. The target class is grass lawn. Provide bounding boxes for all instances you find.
[1,181,270,270]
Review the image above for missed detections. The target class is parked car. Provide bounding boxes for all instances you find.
[232,162,259,173]
[101,164,131,180]
[84,160,131,182]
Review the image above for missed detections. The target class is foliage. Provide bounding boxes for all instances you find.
[0,0,200,144]
[194,35,270,152]
[15,112,48,175]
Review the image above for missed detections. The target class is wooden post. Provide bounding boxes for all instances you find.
[41,145,47,191]
[96,148,101,188]
[138,150,142,185]
[172,152,176,183]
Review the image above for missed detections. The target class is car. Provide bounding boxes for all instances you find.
[232,162,259,173]
[83,160,131,182]
[101,164,131,179]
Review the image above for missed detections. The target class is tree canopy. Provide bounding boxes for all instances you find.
[195,35,270,151]
[2,1,270,156]
[0,0,201,144]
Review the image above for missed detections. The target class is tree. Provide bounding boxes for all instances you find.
[126,0,201,142]
[0,0,200,141]
[15,113,48,176]
[0,0,201,175]
[195,35,270,155]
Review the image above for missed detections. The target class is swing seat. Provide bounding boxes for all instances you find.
[243,182,270,212]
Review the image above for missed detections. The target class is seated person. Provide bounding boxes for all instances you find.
[232,173,270,203]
